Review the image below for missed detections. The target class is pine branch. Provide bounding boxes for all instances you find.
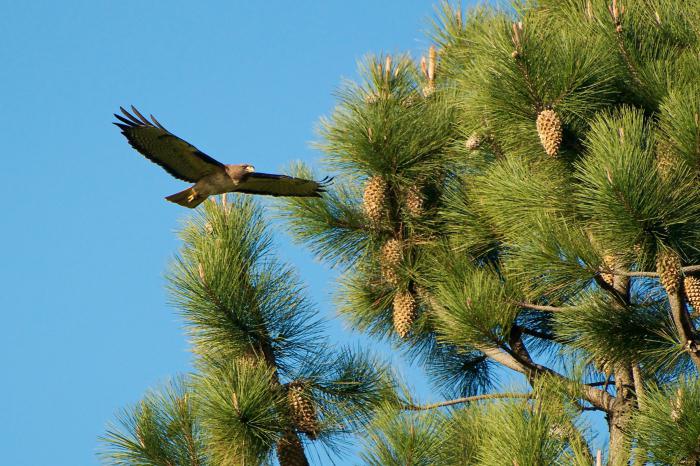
[666,289,700,370]
[473,341,615,412]
[608,0,642,89]
[585,381,615,388]
[517,302,577,313]
[404,392,531,411]
[519,326,555,340]
[609,264,700,278]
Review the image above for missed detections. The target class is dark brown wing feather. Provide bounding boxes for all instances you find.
[234,173,332,197]
[113,106,224,182]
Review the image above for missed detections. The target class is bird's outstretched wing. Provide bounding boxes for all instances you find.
[113,106,224,183]
[235,173,333,197]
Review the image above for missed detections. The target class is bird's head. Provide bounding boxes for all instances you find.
[242,164,256,173]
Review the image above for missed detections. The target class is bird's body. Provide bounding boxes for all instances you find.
[166,164,253,208]
[113,106,331,207]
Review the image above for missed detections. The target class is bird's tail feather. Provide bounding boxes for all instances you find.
[165,187,207,208]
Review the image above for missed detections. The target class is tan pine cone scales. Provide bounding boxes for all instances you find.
[684,275,700,310]
[671,388,683,422]
[658,252,682,294]
[393,290,417,338]
[657,144,674,179]
[465,133,482,151]
[405,185,424,217]
[276,431,309,466]
[600,254,617,287]
[364,92,379,104]
[657,250,682,295]
[287,382,319,439]
[536,109,563,157]
[381,238,403,285]
[363,176,388,225]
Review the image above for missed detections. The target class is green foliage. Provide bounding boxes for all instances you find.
[100,378,207,466]
[439,177,500,259]
[505,216,601,301]
[451,2,617,158]
[193,359,284,465]
[360,381,594,466]
[432,251,520,346]
[359,404,449,466]
[657,82,700,174]
[422,341,495,398]
[318,54,456,179]
[274,162,369,268]
[552,291,681,370]
[575,107,700,257]
[167,198,322,376]
[468,154,574,246]
[283,346,397,445]
[632,377,700,465]
[474,400,591,466]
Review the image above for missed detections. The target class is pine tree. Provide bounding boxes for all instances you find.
[102,1,700,464]
[276,1,700,464]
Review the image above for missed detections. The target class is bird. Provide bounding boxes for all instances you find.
[113,106,332,208]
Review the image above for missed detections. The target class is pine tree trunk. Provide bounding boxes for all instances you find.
[276,430,310,466]
[667,290,700,370]
[607,272,635,465]
[607,369,634,466]
[259,342,310,465]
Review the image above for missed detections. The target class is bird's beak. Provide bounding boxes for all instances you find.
[246,165,255,173]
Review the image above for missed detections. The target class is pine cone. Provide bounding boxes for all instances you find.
[684,275,700,310]
[287,382,319,439]
[381,238,403,285]
[393,290,417,338]
[536,109,563,157]
[671,388,683,422]
[600,254,617,287]
[405,185,424,217]
[657,250,682,295]
[363,176,388,225]
[657,144,674,179]
[364,92,379,104]
[276,431,309,466]
[465,133,482,151]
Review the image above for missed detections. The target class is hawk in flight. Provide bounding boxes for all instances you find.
[113,106,331,208]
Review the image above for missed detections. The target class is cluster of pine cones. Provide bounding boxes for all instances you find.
[363,175,424,338]
[655,250,700,311]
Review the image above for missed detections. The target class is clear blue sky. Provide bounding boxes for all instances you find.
[0,1,607,465]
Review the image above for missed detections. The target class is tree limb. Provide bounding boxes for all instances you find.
[474,329,615,412]
[520,327,555,340]
[609,265,700,278]
[667,290,700,370]
[517,302,575,313]
[403,392,531,411]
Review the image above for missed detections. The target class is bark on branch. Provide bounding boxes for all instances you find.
[403,392,531,411]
